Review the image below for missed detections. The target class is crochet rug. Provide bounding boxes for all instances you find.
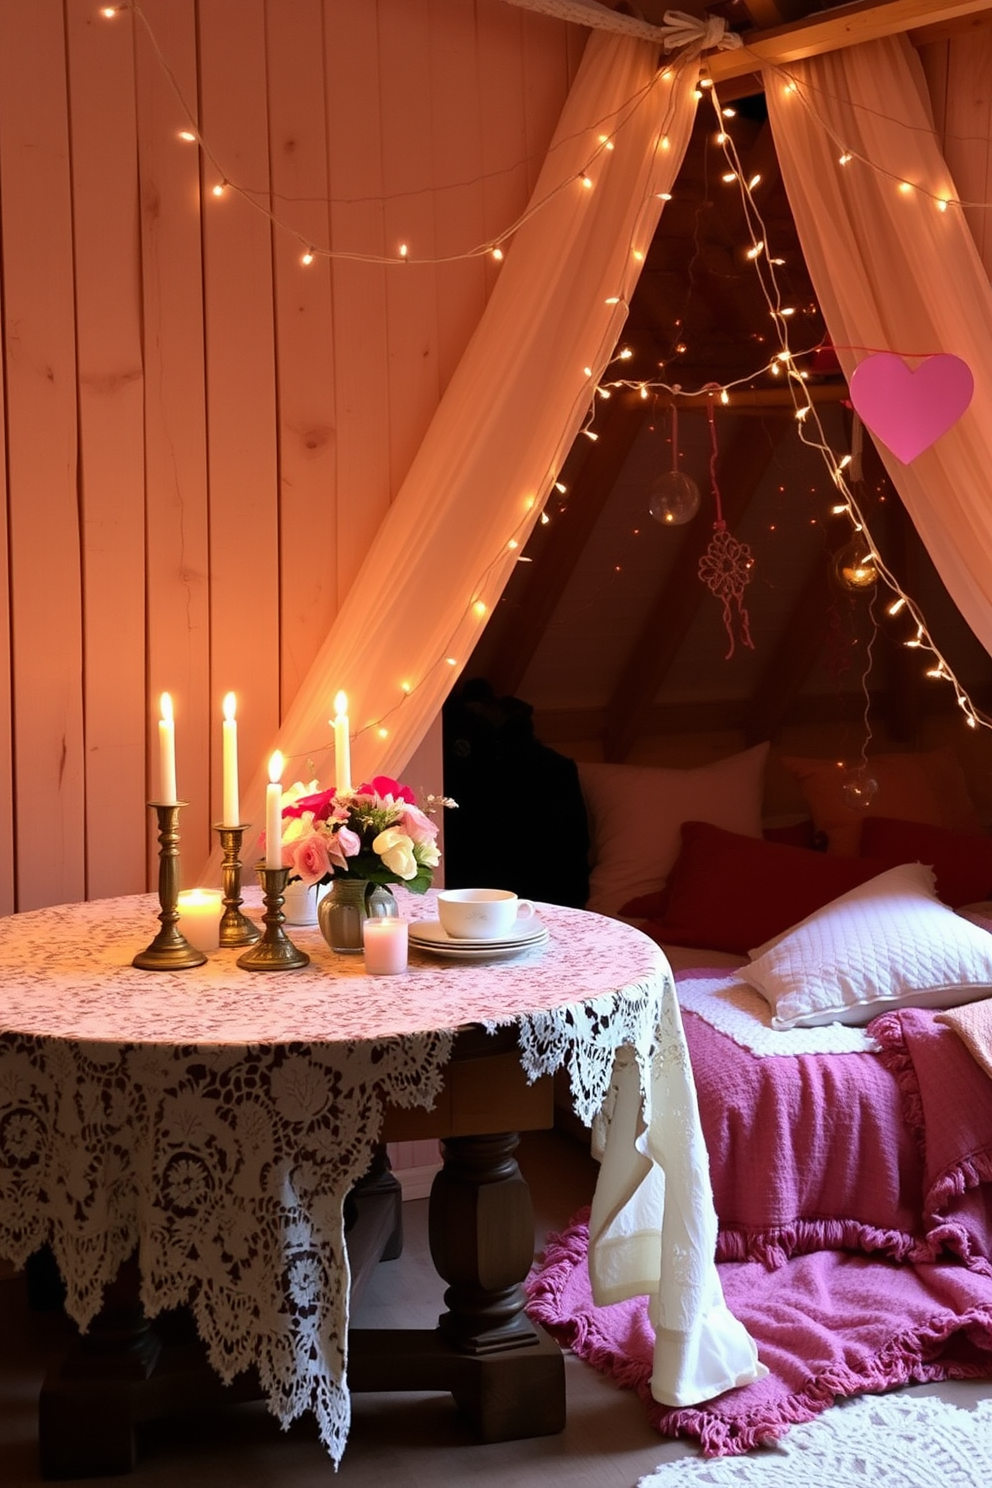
[525,1210,992,1457]
[637,1389,992,1487]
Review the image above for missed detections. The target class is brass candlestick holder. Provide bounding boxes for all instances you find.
[237,864,310,971]
[133,802,207,970]
[214,824,261,948]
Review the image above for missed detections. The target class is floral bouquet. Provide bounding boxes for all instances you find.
[273,774,452,894]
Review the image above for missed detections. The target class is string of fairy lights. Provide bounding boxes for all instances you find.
[100,1,992,741]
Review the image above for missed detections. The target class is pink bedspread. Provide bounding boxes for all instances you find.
[682,978,992,1271]
[527,985,992,1454]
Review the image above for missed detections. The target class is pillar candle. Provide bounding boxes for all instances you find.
[158,693,177,804]
[177,889,223,953]
[266,751,284,869]
[362,917,409,976]
[332,691,352,794]
[221,692,240,827]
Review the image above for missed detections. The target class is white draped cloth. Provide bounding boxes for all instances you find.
[766,35,992,665]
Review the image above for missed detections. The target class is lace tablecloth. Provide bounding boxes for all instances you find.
[0,888,759,1463]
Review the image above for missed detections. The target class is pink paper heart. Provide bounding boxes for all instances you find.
[848,352,974,464]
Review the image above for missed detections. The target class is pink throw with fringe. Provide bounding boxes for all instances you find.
[526,998,992,1455]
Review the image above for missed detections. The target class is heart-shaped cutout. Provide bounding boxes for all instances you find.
[848,352,974,464]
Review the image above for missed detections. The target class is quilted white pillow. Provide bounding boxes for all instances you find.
[578,742,769,917]
[742,862,992,1030]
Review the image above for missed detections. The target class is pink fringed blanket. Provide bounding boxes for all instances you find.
[526,995,992,1455]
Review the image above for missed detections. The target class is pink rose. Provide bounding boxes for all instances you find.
[328,824,362,872]
[399,803,438,846]
[291,833,332,886]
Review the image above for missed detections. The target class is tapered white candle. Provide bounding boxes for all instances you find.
[266,751,284,869]
[221,692,240,827]
[332,690,352,794]
[158,693,177,804]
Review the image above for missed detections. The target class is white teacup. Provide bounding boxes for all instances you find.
[436,888,536,940]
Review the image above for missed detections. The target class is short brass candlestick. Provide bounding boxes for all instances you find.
[237,864,310,971]
[133,802,207,970]
[214,823,261,948]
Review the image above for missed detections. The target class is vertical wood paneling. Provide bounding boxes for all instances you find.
[379,1,443,497]
[0,1,85,911]
[199,0,282,835]
[325,6,392,593]
[67,0,147,899]
[428,0,489,393]
[265,0,340,718]
[520,8,582,193]
[135,0,212,876]
[0,0,577,912]
[478,3,533,259]
[0,312,11,916]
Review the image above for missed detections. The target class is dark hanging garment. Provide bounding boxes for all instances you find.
[441,679,590,909]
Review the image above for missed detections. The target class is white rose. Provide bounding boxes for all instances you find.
[372,827,417,879]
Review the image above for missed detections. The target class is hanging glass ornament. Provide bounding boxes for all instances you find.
[832,534,878,592]
[649,469,701,526]
[841,765,879,811]
[648,402,700,526]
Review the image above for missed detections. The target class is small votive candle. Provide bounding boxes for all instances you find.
[177,889,224,954]
[363,917,408,976]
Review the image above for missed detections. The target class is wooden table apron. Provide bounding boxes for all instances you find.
[0,889,671,1475]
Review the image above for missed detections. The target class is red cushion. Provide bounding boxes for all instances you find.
[763,819,816,850]
[620,820,893,955]
[859,816,992,909]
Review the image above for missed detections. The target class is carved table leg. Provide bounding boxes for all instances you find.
[429,1131,541,1353]
[38,1254,160,1477]
[348,1129,566,1441]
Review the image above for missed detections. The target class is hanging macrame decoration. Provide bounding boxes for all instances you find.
[648,400,701,527]
[697,394,754,659]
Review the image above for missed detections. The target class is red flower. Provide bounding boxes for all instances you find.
[282,786,337,822]
[356,775,416,804]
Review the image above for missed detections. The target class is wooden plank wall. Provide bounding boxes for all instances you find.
[0,0,580,914]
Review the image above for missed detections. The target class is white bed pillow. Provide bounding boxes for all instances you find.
[742,862,992,1030]
[578,742,769,917]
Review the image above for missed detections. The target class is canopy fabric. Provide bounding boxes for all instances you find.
[203,30,699,872]
[766,35,992,667]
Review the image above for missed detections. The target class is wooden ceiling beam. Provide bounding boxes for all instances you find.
[741,519,851,744]
[602,414,793,761]
[468,391,645,699]
[706,0,992,84]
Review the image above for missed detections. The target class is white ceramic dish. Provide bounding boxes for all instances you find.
[409,917,547,951]
[409,928,550,961]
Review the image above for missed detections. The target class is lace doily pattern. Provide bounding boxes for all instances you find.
[0,890,673,1464]
[637,1389,992,1487]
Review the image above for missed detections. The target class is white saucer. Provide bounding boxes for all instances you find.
[410,927,549,961]
[409,918,548,952]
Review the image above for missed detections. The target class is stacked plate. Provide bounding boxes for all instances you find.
[409,917,549,961]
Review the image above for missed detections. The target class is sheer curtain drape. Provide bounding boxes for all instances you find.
[205,31,698,872]
[766,35,992,662]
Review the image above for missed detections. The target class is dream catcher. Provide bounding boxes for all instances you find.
[697,393,754,659]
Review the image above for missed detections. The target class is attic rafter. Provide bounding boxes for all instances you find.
[603,414,793,763]
[468,391,645,699]
[741,517,853,745]
[707,0,992,84]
